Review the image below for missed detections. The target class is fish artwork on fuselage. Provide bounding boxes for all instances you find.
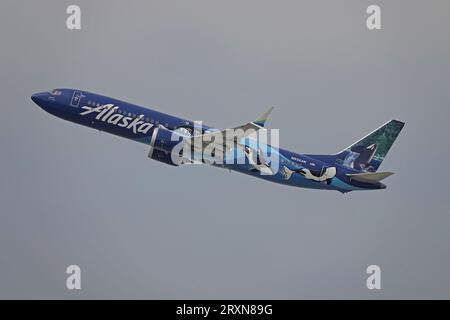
[31,88,405,193]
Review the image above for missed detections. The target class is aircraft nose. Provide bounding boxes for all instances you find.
[31,92,49,105]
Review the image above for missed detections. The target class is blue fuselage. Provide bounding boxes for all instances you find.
[31,89,385,193]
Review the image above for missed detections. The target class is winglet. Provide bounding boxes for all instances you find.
[253,106,274,127]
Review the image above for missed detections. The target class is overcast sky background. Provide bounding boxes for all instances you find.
[1,0,449,299]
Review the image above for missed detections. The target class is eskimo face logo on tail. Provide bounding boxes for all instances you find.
[80,104,153,134]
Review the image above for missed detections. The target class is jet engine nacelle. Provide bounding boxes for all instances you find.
[148,126,187,166]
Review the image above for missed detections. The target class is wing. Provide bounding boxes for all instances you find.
[187,107,274,160]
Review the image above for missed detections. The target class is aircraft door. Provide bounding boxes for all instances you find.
[70,91,85,108]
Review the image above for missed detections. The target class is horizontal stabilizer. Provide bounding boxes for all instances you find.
[346,171,394,183]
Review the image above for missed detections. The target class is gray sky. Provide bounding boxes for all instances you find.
[1,0,450,299]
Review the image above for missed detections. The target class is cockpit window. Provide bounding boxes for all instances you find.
[49,89,62,95]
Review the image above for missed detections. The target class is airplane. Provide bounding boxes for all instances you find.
[31,88,405,193]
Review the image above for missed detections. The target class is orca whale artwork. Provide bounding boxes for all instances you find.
[335,120,405,172]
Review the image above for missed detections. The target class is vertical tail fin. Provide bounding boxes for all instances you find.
[335,120,405,172]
